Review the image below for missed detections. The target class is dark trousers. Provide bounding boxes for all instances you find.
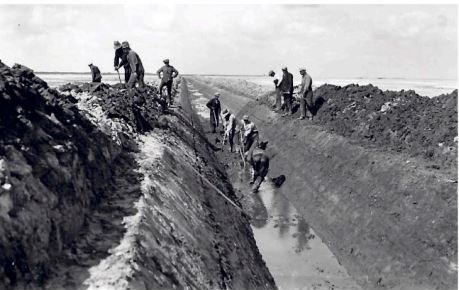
[283,92,293,113]
[251,154,270,192]
[159,80,173,104]
[210,110,219,132]
[227,127,235,151]
[244,131,259,153]
[123,66,131,83]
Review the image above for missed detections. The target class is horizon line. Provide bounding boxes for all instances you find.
[34,72,458,81]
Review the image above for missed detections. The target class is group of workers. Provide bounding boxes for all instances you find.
[205,66,314,192]
[88,46,310,193]
[269,67,314,120]
[206,92,267,193]
[88,40,179,106]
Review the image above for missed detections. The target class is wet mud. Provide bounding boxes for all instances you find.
[186,79,362,290]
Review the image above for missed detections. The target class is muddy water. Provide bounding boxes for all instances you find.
[187,81,361,290]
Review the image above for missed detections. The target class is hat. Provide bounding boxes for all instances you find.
[121,41,130,48]
[114,41,121,48]
[282,67,288,71]
[243,115,249,121]
[88,63,93,67]
[214,92,220,97]
[222,109,229,115]
[163,59,170,63]
[299,68,306,72]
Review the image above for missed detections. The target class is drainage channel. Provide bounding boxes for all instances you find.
[186,80,362,290]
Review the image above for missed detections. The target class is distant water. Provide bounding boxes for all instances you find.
[204,75,457,98]
[37,73,456,98]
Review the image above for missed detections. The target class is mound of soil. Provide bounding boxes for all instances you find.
[59,81,170,133]
[309,84,457,171]
[0,63,140,288]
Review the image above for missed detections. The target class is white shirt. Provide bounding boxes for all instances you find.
[242,121,257,137]
[223,114,236,135]
[271,72,282,88]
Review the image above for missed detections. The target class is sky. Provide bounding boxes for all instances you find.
[0,4,456,79]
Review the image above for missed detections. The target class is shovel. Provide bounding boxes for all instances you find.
[116,68,122,83]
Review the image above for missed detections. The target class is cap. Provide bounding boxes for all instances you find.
[88,63,93,66]
[243,115,249,121]
[299,68,306,72]
[114,41,121,48]
[121,41,130,48]
[214,92,220,97]
[282,67,288,71]
[222,109,229,115]
[163,59,170,63]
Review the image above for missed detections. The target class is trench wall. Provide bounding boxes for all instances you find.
[93,79,277,290]
[238,101,457,290]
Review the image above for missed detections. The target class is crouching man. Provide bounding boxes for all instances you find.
[249,141,270,193]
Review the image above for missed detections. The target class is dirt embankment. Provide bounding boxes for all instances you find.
[0,65,276,290]
[238,99,457,290]
[0,63,141,288]
[194,76,458,173]
[186,76,457,290]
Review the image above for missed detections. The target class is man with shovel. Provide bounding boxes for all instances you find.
[222,109,236,152]
[240,115,259,153]
[206,92,221,133]
[113,40,130,83]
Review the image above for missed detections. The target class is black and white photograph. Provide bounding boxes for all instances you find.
[0,2,457,290]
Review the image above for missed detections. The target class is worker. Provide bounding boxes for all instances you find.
[278,67,294,116]
[88,63,102,83]
[122,41,145,89]
[206,93,221,133]
[240,115,259,153]
[157,59,179,105]
[249,141,270,193]
[222,109,236,152]
[268,70,282,111]
[298,68,314,120]
[113,40,130,83]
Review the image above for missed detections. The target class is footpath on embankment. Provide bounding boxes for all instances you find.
[0,63,277,290]
[185,76,458,290]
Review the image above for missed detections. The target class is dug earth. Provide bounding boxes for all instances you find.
[0,63,276,290]
[188,76,457,290]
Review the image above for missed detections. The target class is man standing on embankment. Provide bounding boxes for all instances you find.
[122,41,145,89]
[206,92,221,133]
[113,40,130,83]
[268,70,282,111]
[278,67,294,116]
[157,59,179,105]
[298,68,314,120]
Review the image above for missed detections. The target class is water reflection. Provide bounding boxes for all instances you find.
[251,192,268,229]
[232,167,361,290]
[294,217,314,253]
